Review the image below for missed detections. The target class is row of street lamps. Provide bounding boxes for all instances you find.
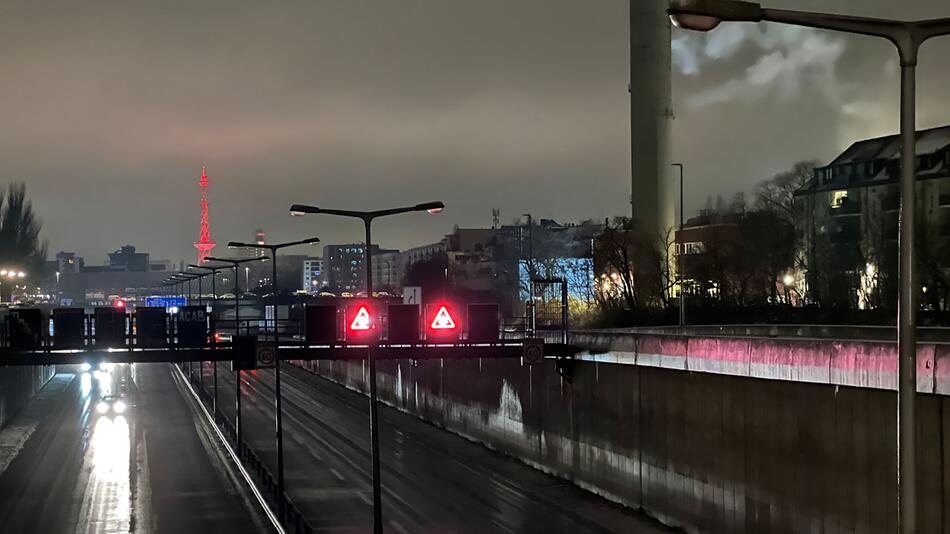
[159,200,444,533]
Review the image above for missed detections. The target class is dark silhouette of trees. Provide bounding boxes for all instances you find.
[0,182,47,275]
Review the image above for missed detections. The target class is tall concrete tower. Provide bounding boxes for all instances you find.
[630,0,674,239]
[194,166,216,264]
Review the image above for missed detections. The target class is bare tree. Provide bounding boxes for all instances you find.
[0,182,47,275]
[754,160,820,224]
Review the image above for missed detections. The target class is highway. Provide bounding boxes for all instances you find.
[0,364,271,534]
[209,362,672,534]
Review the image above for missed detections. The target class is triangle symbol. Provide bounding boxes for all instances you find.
[430,306,457,330]
[350,306,372,330]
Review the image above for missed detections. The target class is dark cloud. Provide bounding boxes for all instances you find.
[1,0,947,263]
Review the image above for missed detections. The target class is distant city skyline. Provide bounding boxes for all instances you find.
[3,0,948,261]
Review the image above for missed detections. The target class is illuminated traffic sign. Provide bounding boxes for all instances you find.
[350,306,371,330]
[346,303,377,342]
[425,303,459,342]
[429,305,456,330]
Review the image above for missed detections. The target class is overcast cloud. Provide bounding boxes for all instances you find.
[1,0,948,264]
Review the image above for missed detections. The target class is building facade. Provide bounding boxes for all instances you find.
[795,125,950,309]
[302,256,323,293]
[322,244,397,294]
[372,251,401,293]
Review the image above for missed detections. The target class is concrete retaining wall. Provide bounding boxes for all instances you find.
[294,355,949,534]
[572,331,950,394]
[0,365,55,430]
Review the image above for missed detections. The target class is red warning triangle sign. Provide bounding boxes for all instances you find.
[430,305,457,330]
[350,306,372,330]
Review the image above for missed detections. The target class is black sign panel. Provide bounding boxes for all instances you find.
[467,303,500,342]
[53,308,85,349]
[94,307,127,347]
[135,307,168,348]
[176,305,208,348]
[231,334,257,371]
[387,304,420,343]
[9,308,43,349]
[304,305,339,344]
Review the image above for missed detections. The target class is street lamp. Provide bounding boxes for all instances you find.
[671,163,686,327]
[189,262,232,420]
[290,200,444,534]
[205,255,269,453]
[179,271,207,307]
[522,213,534,334]
[227,236,319,521]
[174,271,206,382]
[668,1,950,531]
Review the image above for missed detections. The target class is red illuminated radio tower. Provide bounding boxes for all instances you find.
[194,166,216,264]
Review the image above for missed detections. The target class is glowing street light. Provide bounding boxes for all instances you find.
[226,236,319,520]
[668,2,950,530]
[289,200,444,533]
[204,255,268,454]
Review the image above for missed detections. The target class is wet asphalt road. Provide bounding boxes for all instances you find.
[205,362,670,534]
[0,364,269,534]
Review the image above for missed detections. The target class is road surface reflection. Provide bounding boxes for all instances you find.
[76,365,134,534]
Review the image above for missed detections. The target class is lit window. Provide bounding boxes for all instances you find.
[831,190,848,208]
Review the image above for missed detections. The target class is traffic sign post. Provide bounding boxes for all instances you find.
[402,286,422,305]
[345,302,378,343]
[304,305,339,344]
[176,305,208,348]
[256,342,277,369]
[523,338,545,365]
[467,303,500,343]
[52,308,85,349]
[425,303,459,342]
[94,307,126,348]
[135,307,168,348]
[387,304,420,343]
[8,308,43,349]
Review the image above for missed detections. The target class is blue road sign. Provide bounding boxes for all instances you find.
[145,296,187,309]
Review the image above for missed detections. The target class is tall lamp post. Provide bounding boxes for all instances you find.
[671,163,686,327]
[190,263,230,419]
[522,213,534,334]
[174,272,204,381]
[205,255,269,453]
[290,201,444,534]
[185,268,216,390]
[668,2,950,531]
[227,236,320,522]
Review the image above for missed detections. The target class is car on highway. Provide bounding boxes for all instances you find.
[95,394,129,416]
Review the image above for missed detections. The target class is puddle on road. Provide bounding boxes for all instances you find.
[77,415,133,534]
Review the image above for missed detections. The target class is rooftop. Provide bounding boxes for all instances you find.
[829,125,950,166]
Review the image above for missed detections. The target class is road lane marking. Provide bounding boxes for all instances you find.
[172,365,286,534]
[330,468,345,481]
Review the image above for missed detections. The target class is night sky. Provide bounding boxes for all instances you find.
[2,0,948,264]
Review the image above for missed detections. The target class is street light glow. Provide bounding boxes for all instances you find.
[289,204,319,216]
[668,0,762,30]
[671,13,722,31]
[415,201,445,214]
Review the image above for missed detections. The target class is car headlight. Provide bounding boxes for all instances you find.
[113,401,126,414]
[96,402,109,414]
[80,362,92,373]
